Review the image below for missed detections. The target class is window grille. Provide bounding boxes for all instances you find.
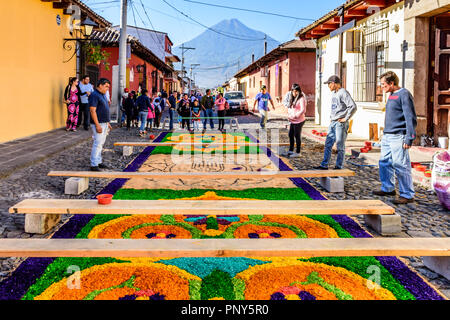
[353,20,389,102]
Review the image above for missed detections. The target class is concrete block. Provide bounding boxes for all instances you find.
[364,214,402,235]
[25,214,61,234]
[123,146,133,157]
[319,177,344,193]
[65,177,89,195]
[422,256,450,281]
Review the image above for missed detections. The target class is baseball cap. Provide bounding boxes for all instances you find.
[324,75,341,84]
[124,88,129,93]
[261,85,267,90]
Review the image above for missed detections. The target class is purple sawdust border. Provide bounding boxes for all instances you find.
[0,132,168,300]
[245,130,445,300]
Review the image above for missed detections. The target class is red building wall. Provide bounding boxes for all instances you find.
[98,47,161,96]
[288,51,316,117]
[244,51,316,117]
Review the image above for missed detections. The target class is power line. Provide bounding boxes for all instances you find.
[161,0,267,41]
[183,0,315,21]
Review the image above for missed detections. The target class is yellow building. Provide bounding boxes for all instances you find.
[0,0,110,143]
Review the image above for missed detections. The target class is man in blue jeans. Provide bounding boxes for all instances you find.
[315,76,357,170]
[89,78,112,172]
[253,85,275,129]
[201,89,215,132]
[373,71,417,204]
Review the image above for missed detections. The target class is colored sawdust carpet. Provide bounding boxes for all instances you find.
[0,132,446,300]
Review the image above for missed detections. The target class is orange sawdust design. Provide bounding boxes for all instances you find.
[165,133,247,153]
[128,225,192,239]
[35,263,199,300]
[236,261,396,300]
[173,191,255,201]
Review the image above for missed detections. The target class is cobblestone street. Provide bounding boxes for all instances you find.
[0,117,449,298]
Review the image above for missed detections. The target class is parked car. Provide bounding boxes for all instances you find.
[224,91,248,114]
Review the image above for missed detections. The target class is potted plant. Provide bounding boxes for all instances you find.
[84,43,111,70]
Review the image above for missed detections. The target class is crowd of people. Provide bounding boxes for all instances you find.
[66,69,416,204]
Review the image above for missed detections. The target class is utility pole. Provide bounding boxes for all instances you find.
[264,34,267,55]
[180,43,195,93]
[118,0,128,122]
[189,63,200,94]
[337,5,345,81]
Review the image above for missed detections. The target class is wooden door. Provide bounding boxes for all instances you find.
[430,13,450,138]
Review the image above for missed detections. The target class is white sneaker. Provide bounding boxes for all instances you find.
[282,150,294,157]
[290,152,301,158]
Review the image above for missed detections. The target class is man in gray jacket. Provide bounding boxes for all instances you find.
[315,76,357,170]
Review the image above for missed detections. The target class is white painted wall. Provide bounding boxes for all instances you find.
[316,2,405,139]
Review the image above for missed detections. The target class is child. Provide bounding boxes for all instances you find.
[146,97,155,132]
[191,99,201,131]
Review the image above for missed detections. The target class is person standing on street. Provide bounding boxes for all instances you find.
[78,75,94,130]
[177,93,191,131]
[119,88,129,128]
[191,99,201,131]
[253,85,275,129]
[89,78,112,171]
[136,89,152,137]
[123,91,135,131]
[64,77,82,132]
[373,71,417,204]
[215,92,229,132]
[314,76,357,170]
[284,84,307,158]
[153,93,162,129]
[201,89,215,132]
[168,91,177,131]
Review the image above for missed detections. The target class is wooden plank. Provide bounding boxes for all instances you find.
[0,238,448,258]
[113,142,291,147]
[10,199,394,215]
[47,169,356,179]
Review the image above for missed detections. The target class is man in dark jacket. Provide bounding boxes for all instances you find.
[373,71,417,204]
[201,89,215,132]
[135,89,152,136]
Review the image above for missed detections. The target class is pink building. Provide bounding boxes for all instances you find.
[235,39,316,118]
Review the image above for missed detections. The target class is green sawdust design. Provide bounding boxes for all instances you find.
[76,215,129,239]
[155,132,261,154]
[151,146,262,155]
[122,222,202,238]
[200,270,235,300]
[296,257,415,300]
[22,258,130,300]
[221,221,308,239]
[84,276,138,300]
[298,272,353,300]
[113,188,312,201]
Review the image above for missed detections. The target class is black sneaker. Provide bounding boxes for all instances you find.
[98,163,109,169]
[313,166,328,170]
[333,166,342,170]
[90,166,101,171]
[373,190,396,196]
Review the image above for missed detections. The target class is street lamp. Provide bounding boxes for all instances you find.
[81,17,98,37]
[63,16,99,63]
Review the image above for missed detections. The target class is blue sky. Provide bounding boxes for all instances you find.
[82,0,343,46]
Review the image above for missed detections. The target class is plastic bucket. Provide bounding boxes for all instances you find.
[438,137,449,149]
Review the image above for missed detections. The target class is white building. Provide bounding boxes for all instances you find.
[297,0,450,143]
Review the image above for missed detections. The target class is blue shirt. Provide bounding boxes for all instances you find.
[89,90,110,124]
[255,92,271,111]
[383,88,417,146]
[79,83,93,104]
[136,95,152,113]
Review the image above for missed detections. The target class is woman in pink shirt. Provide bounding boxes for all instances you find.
[146,97,155,132]
[286,84,307,158]
[215,93,229,131]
